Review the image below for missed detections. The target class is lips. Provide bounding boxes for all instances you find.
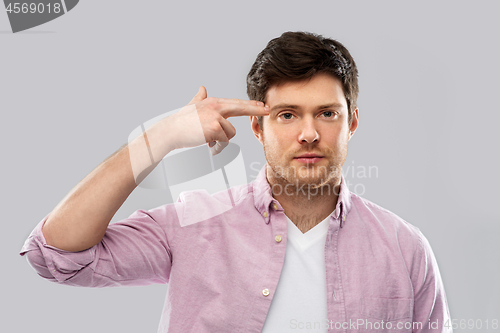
[295,153,323,158]
[293,153,324,163]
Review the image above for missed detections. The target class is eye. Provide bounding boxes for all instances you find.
[280,112,294,120]
[322,111,334,118]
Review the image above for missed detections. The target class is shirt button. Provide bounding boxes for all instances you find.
[262,288,270,296]
[275,235,282,243]
[263,211,268,218]
[273,203,279,210]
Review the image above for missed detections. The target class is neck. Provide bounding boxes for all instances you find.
[266,167,341,233]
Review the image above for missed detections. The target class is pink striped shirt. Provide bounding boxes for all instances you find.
[20,164,452,332]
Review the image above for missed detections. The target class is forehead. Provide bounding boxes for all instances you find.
[265,72,347,109]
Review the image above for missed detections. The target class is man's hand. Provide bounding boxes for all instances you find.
[168,86,269,154]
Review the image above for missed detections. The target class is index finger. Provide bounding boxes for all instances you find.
[214,97,264,106]
[218,102,270,118]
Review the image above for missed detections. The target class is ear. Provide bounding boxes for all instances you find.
[348,108,359,140]
[250,116,264,145]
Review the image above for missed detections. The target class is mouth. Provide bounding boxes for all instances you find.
[293,154,324,164]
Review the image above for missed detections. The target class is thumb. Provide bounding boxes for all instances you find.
[187,85,207,105]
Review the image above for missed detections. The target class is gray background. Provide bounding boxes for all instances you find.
[2,1,499,332]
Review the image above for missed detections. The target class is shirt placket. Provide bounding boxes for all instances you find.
[245,201,288,333]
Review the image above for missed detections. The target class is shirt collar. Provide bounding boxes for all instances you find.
[252,164,352,226]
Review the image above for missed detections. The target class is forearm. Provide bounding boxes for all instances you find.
[42,118,176,252]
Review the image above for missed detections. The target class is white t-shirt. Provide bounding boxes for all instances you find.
[261,213,332,332]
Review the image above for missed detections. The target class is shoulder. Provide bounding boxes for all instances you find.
[348,192,426,249]
[176,182,253,206]
[173,182,254,226]
[347,193,440,292]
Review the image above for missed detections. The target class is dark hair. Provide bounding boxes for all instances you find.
[246,31,359,128]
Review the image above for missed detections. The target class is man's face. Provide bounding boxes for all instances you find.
[251,72,359,190]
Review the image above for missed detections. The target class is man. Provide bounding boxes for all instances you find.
[20,31,452,332]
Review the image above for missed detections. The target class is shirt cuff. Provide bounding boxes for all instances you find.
[19,215,96,283]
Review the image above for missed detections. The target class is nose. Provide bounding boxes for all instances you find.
[298,118,319,143]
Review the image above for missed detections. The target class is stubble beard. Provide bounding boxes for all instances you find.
[263,139,348,198]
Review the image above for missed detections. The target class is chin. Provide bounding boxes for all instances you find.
[297,176,333,187]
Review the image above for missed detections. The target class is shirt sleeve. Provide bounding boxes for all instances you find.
[19,204,180,288]
[411,230,453,333]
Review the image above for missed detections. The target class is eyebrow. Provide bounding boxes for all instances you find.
[270,103,345,112]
